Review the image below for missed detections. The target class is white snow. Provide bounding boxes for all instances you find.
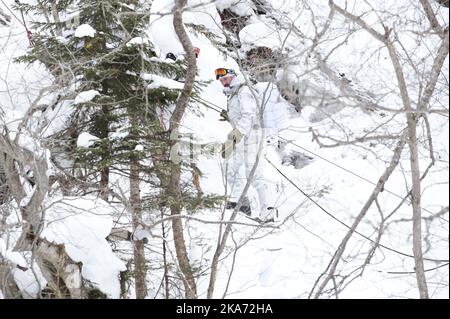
[0,239,28,269]
[215,0,254,16]
[149,0,225,59]
[74,24,97,38]
[41,197,126,298]
[19,194,32,208]
[239,21,285,51]
[132,225,151,241]
[73,90,100,105]
[143,73,184,90]
[135,144,144,152]
[126,37,150,47]
[0,239,47,298]
[0,0,448,300]
[77,132,100,148]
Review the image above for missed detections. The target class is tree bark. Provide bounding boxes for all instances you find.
[313,137,406,298]
[406,120,429,298]
[0,135,86,299]
[0,260,23,299]
[168,0,198,299]
[99,105,110,201]
[129,114,148,299]
[328,0,448,298]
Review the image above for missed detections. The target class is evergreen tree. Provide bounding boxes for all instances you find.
[15,0,220,298]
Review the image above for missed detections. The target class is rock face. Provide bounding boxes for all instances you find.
[218,8,251,36]
[244,46,280,82]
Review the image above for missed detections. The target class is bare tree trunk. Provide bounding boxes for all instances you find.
[51,3,63,36]
[312,137,406,298]
[0,135,86,299]
[129,114,147,299]
[168,0,198,299]
[406,121,429,298]
[0,261,23,299]
[130,162,147,299]
[35,240,84,299]
[99,105,110,201]
[328,0,450,298]
[161,209,170,299]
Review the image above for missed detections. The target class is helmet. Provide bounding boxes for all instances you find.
[166,52,177,61]
[215,68,237,80]
[194,47,200,58]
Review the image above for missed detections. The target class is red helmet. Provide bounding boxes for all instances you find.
[194,47,200,58]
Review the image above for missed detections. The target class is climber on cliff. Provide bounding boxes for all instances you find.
[215,67,277,223]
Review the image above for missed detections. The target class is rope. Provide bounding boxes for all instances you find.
[16,0,33,46]
[278,136,437,217]
[195,96,225,114]
[265,155,449,263]
[0,0,24,27]
[0,0,34,46]
[193,96,439,218]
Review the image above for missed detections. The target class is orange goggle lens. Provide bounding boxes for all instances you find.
[215,68,235,80]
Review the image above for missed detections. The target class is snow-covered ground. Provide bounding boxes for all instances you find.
[0,0,448,299]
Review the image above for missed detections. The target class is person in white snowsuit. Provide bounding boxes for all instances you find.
[216,68,277,222]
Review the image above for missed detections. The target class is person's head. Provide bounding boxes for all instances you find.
[215,68,237,87]
[218,75,236,87]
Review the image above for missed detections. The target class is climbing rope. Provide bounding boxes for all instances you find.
[15,0,34,46]
[265,155,449,263]
[0,0,34,46]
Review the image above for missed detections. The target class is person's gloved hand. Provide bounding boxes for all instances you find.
[228,128,243,145]
[221,129,243,159]
[219,110,229,122]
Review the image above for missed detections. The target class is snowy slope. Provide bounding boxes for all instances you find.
[147,0,449,299]
[1,0,448,299]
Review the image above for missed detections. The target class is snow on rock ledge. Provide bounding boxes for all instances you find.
[239,22,283,51]
[41,197,126,298]
[215,0,254,16]
[75,24,97,38]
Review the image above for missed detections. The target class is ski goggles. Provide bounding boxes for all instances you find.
[215,68,236,80]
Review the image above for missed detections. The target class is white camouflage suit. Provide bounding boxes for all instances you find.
[224,75,277,221]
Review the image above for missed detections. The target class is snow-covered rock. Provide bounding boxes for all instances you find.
[239,21,283,51]
[41,197,126,298]
[215,0,254,16]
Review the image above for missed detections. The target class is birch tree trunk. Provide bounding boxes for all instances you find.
[0,135,86,298]
[168,0,198,299]
[129,113,147,299]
